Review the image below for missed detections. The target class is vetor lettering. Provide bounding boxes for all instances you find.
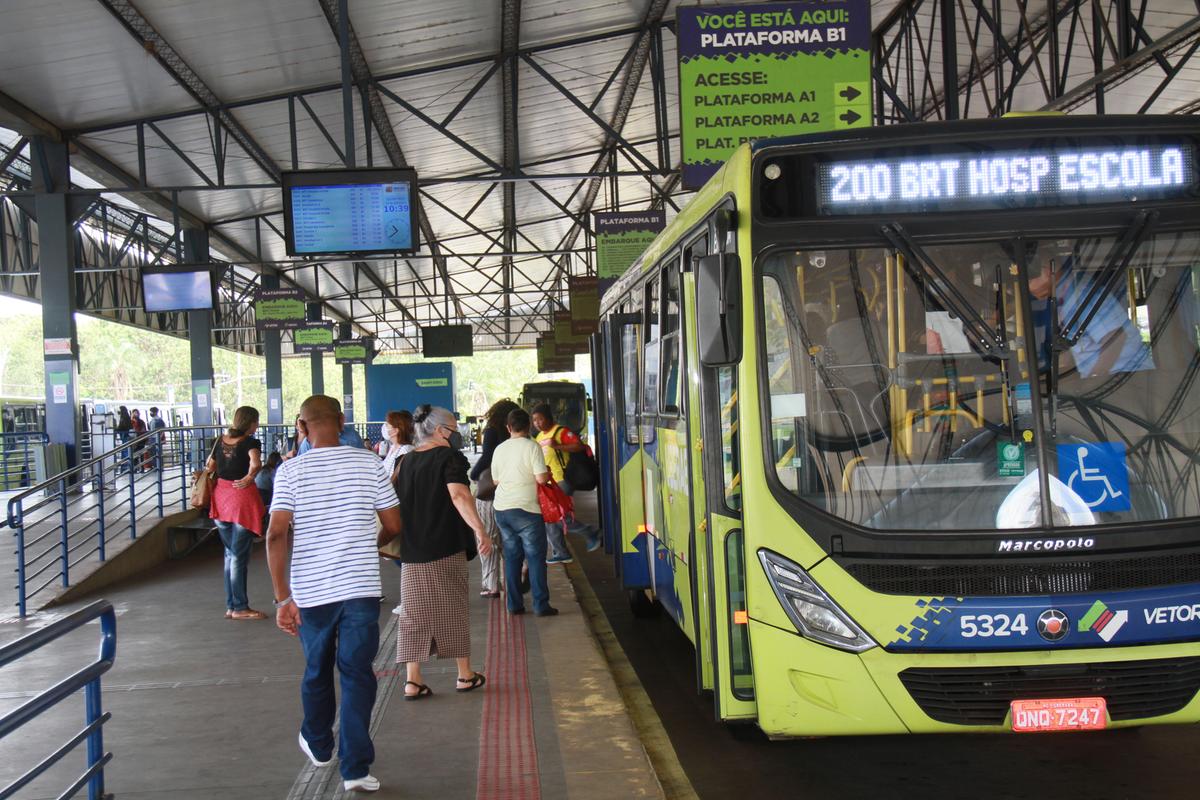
[1144,604,1200,624]
[996,537,1097,553]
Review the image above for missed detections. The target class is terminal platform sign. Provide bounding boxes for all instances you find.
[293,323,335,354]
[254,288,307,330]
[334,338,371,364]
[677,0,871,189]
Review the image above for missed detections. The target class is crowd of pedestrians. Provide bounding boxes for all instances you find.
[193,393,600,793]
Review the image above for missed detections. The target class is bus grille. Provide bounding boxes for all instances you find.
[843,553,1200,596]
[899,657,1200,725]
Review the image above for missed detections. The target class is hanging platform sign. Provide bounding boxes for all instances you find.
[254,288,307,330]
[537,336,576,374]
[293,323,335,353]
[569,276,601,337]
[677,0,872,189]
[595,211,666,295]
[554,310,590,356]
[334,338,371,365]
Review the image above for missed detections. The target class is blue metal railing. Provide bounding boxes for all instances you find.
[5,423,381,616]
[0,599,117,800]
[0,432,49,491]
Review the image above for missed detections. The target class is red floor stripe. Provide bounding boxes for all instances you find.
[477,600,540,800]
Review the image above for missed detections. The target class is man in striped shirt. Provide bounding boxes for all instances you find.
[267,395,401,794]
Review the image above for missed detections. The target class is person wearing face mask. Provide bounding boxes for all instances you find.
[380,410,415,481]
[391,405,492,699]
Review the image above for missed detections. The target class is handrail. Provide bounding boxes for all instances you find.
[0,599,116,800]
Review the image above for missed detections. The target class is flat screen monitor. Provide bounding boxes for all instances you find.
[141,266,216,313]
[282,168,420,256]
[422,325,474,358]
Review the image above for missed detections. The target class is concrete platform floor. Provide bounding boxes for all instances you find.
[0,493,661,799]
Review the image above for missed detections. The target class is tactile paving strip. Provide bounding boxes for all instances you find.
[477,602,540,800]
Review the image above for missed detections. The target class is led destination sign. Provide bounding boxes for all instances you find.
[815,144,1194,215]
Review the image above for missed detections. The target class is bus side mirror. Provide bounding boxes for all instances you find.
[696,252,742,367]
[587,398,594,413]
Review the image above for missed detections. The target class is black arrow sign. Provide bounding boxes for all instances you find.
[839,85,862,102]
[839,109,862,125]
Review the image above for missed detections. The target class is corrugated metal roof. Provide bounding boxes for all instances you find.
[1,0,1197,354]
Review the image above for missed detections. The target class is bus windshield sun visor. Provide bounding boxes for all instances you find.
[879,223,1010,362]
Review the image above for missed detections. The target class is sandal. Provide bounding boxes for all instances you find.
[404,681,433,701]
[230,609,268,620]
[456,672,486,693]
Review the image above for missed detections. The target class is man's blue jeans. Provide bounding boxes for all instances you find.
[546,480,599,558]
[495,508,551,614]
[214,521,253,612]
[297,597,380,781]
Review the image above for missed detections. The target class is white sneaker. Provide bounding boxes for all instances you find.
[297,731,332,767]
[391,604,402,616]
[344,775,381,792]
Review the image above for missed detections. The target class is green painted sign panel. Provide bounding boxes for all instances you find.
[293,325,334,353]
[594,212,667,287]
[677,1,872,189]
[415,378,449,388]
[254,288,307,330]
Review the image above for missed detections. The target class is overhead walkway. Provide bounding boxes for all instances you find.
[0,469,666,799]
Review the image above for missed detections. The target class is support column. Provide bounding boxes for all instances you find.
[339,323,354,422]
[31,138,83,468]
[183,228,215,426]
[308,303,325,395]
[261,274,284,425]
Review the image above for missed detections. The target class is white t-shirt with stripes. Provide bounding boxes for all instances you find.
[270,446,398,608]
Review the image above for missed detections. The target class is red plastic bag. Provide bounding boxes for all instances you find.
[537,482,574,524]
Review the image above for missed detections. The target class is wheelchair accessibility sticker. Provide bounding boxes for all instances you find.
[1056,442,1131,512]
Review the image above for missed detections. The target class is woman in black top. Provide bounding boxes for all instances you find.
[393,405,492,699]
[470,399,519,598]
[204,406,267,620]
[115,406,132,475]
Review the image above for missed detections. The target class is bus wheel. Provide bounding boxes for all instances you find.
[628,589,658,618]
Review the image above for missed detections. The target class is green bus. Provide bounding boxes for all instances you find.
[591,115,1200,737]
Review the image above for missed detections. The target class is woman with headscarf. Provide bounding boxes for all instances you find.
[393,405,492,699]
[470,398,519,598]
[115,406,132,474]
[205,405,268,620]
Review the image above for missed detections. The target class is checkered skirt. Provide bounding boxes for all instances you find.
[395,551,471,662]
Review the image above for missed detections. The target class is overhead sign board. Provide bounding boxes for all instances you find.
[595,211,666,294]
[537,336,575,374]
[677,0,872,189]
[554,310,589,355]
[254,288,307,330]
[293,323,335,353]
[282,168,419,257]
[334,338,371,364]
[568,276,600,337]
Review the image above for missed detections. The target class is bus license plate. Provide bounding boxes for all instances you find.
[1011,698,1107,732]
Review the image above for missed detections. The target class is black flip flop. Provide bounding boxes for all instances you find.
[403,681,433,701]
[456,672,486,693]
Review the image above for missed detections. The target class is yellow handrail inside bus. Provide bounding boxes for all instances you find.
[841,455,867,492]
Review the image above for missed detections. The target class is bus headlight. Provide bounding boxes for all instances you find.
[758,550,876,653]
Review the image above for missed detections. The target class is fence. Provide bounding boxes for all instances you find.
[0,599,117,800]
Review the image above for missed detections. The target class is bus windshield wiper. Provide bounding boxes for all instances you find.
[1056,210,1158,349]
[880,223,1009,359]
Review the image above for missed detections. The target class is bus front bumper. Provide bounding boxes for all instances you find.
[749,620,1200,737]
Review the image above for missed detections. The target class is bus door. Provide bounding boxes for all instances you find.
[609,300,652,593]
[590,325,619,555]
[695,210,757,720]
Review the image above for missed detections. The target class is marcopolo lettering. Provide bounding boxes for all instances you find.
[997,537,1097,553]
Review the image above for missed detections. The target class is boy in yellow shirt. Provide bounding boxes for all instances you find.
[531,403,601,564]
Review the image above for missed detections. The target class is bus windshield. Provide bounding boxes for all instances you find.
[760,229,1200,532]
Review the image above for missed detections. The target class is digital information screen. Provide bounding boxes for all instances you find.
[813,143,1196,216]
[142,268,214,313]
[282,169,419,256]
[422,324,474,358]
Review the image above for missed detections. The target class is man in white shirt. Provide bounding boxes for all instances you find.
[266,395,402,794]
[490,407,557,616]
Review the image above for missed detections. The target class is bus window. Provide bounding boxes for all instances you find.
[718,365,741,512]
[661,260,682,416]
[643,276,661,419]
[620,298,642,445]
[760,232,1200,532]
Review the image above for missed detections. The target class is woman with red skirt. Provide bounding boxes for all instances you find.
[206,406,268,620]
